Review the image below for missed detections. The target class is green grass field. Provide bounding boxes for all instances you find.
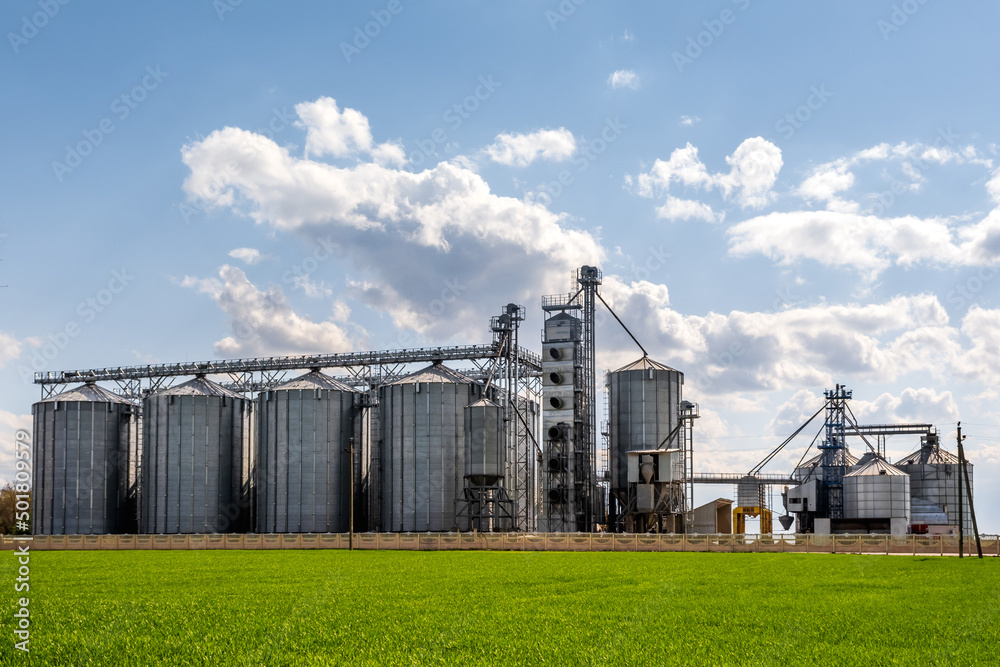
[3,550,998,665]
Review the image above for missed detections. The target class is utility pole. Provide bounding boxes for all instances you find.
[957,423,963,558]
[349,436,355,551]
[956,426,983,559]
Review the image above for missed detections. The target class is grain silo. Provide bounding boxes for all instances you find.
[843,454,910,536]
[141,376,250,534]
[256,371,360,534]
[378,363,483,532]
[606,357,683,525]
[31,383,137,534]
[895,432,971,534]
[458,397,510,531]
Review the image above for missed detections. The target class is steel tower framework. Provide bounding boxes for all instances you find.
[490,303,539,531]
[577,266,600,532]
[540,266,601,532]
[819,385,852,519]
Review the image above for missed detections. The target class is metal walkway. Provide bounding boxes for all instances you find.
[33,343,542,399]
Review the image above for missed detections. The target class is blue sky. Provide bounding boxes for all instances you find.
[3,1,1000,532]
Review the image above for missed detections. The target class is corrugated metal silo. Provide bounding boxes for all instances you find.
[256,371,359,533]
[141,376,250,534]
[843,455,910,523]
[464,398,504,484]
[607,357,683,503]
[379,363,483,532]
[31,383,137,535]
[895,433,971,533]
[458,398,508,532]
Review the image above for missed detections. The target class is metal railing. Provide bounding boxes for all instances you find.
[690,473,797,485]
[6,533,998,555]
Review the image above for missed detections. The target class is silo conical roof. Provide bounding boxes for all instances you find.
[151,376,243,399]
[37,382,133,404]
[612,357,680,373]
[388,363,473,385]
[845,455,907,477]
[467,397,498,408]
[897,445,960,465]
[270,370,358,392]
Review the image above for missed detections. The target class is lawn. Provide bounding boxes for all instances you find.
[2,550,998,665]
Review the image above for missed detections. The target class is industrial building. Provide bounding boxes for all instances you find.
[29,266,980,538]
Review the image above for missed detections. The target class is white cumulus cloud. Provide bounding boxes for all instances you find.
[608,69,640,90]
[634,137,783,214]
[181,264,357,357]
[655,196,720,223]
[228,247,266,265]
[484,128,577,167]
[181,99,603,340]
[0,330,22,368]
[595,276,957,396]
[294,97,405,166]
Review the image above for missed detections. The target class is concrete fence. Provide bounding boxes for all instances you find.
[3,533,999,555]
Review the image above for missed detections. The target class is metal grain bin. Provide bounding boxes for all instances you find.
[895,434,971,533]
[843,455,910,522]
[465,398,504,484]
[141,376,250,534]
[256,371,359,533]
[31,383,137,535]
[379,364,483,532]
[607,357,683,500]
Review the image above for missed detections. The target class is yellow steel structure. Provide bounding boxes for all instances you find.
[733,506,772,534]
